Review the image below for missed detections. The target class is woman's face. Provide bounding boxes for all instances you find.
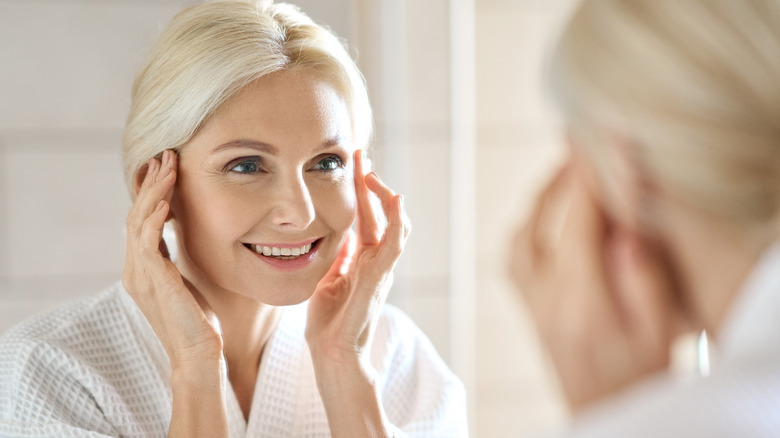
[170,69,356,306]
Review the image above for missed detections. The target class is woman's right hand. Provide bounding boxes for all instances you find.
[122,150,223,370]
[122,150,228,437]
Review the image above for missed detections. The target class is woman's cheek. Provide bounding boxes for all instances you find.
[313,178,356,233]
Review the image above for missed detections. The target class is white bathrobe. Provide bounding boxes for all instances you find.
[0,282,467,437]
[546,243,780,438]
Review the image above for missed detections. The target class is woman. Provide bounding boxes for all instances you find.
[511,0,780,436]
[0,1,466,437]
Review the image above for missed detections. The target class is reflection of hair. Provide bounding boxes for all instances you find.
[122,0,371,199]
[552,0,780,228]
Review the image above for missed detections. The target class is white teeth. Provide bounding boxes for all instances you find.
[250,242,315,257]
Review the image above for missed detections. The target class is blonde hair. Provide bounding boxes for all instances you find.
[551,0,780,229]
[122,0,372,199]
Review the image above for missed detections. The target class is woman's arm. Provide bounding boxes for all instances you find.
[123,150,229,437]
[306,150,411,437]
[168,360,228,437]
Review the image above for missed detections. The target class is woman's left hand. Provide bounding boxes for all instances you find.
[305,149,410,437]
[509,159,680,412]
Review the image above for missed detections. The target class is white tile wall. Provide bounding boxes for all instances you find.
[0,1,183,330]
[0,2,180,131]
[5,131,128,278]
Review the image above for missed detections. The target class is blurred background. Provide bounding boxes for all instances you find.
[0,0,576,436]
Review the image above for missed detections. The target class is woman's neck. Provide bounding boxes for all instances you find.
[174,258,283,421]
[660,206,764,339]
[211,291,282,421]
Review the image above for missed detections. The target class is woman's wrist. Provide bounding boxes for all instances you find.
[310,353,391,438]
[169,358,229,437]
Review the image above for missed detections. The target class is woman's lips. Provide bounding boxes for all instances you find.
[243,239,321,271]
[247,242,313,257]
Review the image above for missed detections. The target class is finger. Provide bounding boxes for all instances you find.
[127,152,177,237]
[321,229,356,284]
[353,149,381,245]
[511,164,572,293]
[556,170,614,321]
[559,171,606,267]
[126,158,160,240]
[364,171,395,204]
[375,194,407,268]
[609,230,676,363]
[521,164,572,264]
[156,150,177,206]
[139,200,170,267]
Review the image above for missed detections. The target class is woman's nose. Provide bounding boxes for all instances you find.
[268,172,316,230]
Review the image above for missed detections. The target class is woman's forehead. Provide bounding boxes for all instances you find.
[184,71,355,156]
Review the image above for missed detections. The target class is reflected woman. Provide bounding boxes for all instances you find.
[0,1,467,437]
[512,0,780,436]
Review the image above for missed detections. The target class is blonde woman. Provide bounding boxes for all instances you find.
[512,0,780,436]
[0,1,467,437]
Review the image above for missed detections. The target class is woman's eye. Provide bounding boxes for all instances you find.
[227,158,262,174]
[313,155,344,171]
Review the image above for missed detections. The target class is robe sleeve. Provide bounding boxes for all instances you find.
[0,333,119,438]
[372,305,469,438]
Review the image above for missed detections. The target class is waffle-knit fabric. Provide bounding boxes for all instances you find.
[0,282,468,437]
[542,243,780,438]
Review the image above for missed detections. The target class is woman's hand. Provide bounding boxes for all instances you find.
[122,150,228,437]
[306,149,411,437]
[509,160,679,412]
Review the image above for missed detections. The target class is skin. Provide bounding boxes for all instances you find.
[509,137,766,412]
[123,69,410,437]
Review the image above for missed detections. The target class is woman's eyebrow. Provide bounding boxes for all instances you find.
[318,136,345,151]
[213,136,345,154]
[213,139,279,155]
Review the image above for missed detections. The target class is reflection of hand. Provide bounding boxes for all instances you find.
[122,150,228,437]
[306,149,411,437]
[509,161,678,412]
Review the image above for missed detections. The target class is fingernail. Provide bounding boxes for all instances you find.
[159,152,172,179]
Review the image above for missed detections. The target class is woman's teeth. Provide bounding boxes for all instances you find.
[249,243,313,258]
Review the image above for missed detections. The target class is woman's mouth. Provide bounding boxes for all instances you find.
[242,239,321,270]
[245,242,314,259]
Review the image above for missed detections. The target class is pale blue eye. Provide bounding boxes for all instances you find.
[314,156,343,171]
[229,160,260,174]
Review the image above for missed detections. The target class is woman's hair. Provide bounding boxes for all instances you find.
[122,0,372,199]
[551,0,780,230]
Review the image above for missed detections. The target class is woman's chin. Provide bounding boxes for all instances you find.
[261,289,316,307]
[240,280,320,307]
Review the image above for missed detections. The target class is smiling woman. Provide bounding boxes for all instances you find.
[169,70,356,307]
[0,1,467,437]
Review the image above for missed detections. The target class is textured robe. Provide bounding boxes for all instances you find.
[0,282,468,437]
